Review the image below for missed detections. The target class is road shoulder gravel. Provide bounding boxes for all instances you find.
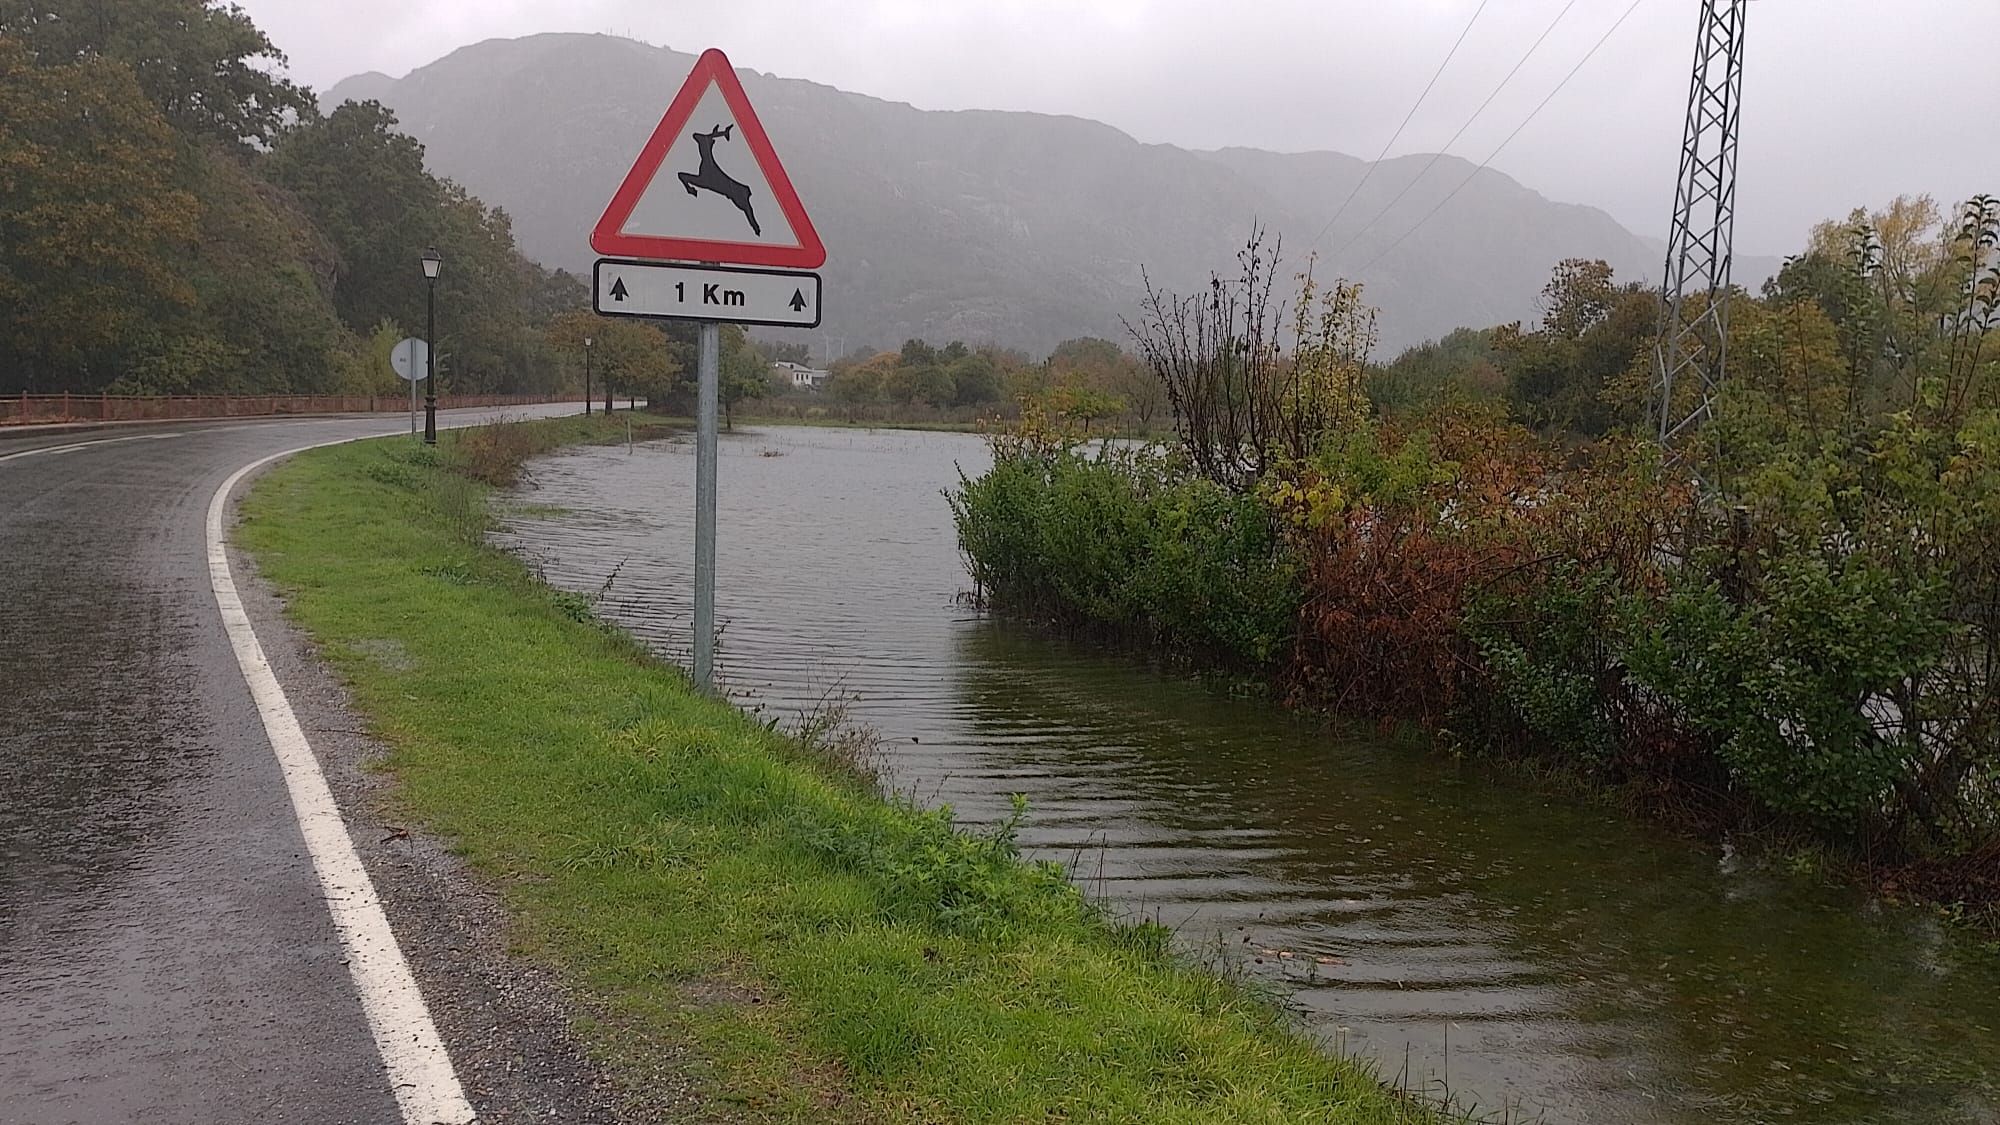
[224,467,698,1125]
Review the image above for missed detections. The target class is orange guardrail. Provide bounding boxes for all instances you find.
[0,392,580,427]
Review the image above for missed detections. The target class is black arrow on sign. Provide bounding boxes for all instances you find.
[788,289,808,313]
[610,278,629,302]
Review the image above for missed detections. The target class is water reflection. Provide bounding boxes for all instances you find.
[498,425,2000,1125]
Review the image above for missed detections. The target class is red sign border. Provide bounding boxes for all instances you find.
[590,48,826,269]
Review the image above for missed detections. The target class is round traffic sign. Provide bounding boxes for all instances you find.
[390,338,430,382]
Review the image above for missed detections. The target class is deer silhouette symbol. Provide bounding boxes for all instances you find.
[677,124,761,236]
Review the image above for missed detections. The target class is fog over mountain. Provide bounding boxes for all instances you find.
[329,34,1776,359]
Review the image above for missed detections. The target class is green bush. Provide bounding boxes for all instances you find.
[951,445,1298,670]
[1627,552,1951,831]
[1464,563,1629,766]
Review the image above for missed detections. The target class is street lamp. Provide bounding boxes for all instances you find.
[421,246,441,444]
[583,335,593,416]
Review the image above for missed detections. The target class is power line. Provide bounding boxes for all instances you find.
[1327,0,1584,264]
[1306,0,1493,254]
[1353,0,1649,278]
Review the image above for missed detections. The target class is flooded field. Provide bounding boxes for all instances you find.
[496,425,2000,1124]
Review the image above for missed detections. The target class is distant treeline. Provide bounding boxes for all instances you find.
[1364,197,2000,439]
[761,337,1165,433]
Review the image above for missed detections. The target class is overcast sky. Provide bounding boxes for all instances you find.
[237,0,1997,258]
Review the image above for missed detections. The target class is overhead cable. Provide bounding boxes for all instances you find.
[1353,0,1649,277]
[1305,0,1493,254]
[1328,0,1585,263]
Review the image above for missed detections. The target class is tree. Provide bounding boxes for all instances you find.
[882,360,953,407]
[0,0,314,150]
[945,353,1002,406]
[1048,337,1124,373]
[1105,357,1164,431]
[543,308,595,353]
[1002,357,1053,405]
[720,325,770,428]
[339,319,406,396]
[0,0,577,397]
[544,308,602,396]
[527,268,589,323]
[429,191,546,392]
[827,351,896,417]
[267,100,556,392]
[138,146,349,393]
[1536,258,1617,340]
[1717,295,1849,451]
[594,320,678,403]
[1044,382,1124,434]
[0,42,200,390]
[1496,261,1653,438]
[1786,195,2000,426]
[266,101,441,333]
[861,338,958,407]
[1368,327,1506,416]
[1286,271,1377,444]
[1048,336,1159,429]
[1130,229,1301,490]
[900,338,939,367]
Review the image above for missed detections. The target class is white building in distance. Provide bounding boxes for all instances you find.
[775,361,831,391]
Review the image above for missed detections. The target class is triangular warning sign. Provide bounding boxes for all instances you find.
[591,48,825,269]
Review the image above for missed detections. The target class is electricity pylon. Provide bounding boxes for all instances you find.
[1653,0,1749,450]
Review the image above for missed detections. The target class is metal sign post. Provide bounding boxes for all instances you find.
[693,322,720,689]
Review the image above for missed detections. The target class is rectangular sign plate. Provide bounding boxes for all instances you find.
[592,259,822,328]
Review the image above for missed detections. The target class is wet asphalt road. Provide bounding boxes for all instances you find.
[0,407,580,1124]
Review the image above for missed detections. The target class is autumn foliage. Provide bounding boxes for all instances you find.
[955,206,2000,909]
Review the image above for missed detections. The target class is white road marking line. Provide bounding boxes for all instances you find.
[2,412,434,463]
[0,432,185,463]
[207,439,475,1125]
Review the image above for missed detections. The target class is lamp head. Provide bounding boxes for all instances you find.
[420,246,442,281]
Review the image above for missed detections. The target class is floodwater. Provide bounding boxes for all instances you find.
[496,425,2000,1124]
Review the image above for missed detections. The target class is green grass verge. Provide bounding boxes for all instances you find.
[235,418,1440,1124]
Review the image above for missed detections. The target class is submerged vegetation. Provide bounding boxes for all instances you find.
[238,416,1452,1123]
[953,201,2000,916]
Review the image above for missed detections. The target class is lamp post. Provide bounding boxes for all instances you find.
[583,335,593,416]
[420,247,441,444]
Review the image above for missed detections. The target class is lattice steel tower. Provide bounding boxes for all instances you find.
[1654,0,1749,448]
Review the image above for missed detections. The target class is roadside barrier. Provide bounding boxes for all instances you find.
[1,392,580,426]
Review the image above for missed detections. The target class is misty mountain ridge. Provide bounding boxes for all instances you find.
[327,33,1776,359]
